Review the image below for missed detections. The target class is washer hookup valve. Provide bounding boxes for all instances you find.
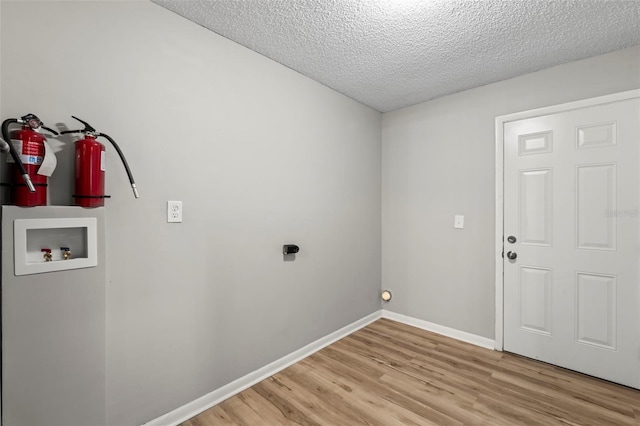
[41,248,52,262]
[60,247,71,260]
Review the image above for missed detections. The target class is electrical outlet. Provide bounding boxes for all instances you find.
[167,201,182,223]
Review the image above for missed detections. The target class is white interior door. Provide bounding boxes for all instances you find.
[503,94,640,389]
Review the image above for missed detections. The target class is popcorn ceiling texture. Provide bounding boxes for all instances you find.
[152,0,640,112]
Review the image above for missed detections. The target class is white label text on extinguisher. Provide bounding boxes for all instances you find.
[101,151,106,171]
[6,139,43,165]
[37,141,57,177]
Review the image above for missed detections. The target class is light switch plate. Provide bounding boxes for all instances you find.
[454,215,464,229]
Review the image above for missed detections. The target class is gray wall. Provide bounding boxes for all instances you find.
[381,45,640,339]
[1,206,106,426]
[1,1,382,425]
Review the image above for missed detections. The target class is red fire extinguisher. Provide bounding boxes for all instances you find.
[1,114,58,207]
[61,116,139,207]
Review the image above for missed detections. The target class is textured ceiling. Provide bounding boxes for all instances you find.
[152,0,640,112]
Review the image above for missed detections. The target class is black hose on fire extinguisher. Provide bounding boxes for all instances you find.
[97,132,139,199]
[2,117,36,192]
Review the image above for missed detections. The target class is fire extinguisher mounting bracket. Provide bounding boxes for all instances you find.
[73,194,111,199]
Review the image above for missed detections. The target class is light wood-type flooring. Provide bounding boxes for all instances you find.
[181,318,640,425]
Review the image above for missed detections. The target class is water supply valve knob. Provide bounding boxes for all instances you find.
[60,247,71,260]
[41,248,52,262]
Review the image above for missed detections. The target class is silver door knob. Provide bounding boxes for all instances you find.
[506,251,517,260]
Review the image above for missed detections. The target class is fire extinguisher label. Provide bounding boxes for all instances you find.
[101,150,106,171]
[6,139,43,165]
[37,141,57,177]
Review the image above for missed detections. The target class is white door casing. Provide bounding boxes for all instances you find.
[495,90,640,389]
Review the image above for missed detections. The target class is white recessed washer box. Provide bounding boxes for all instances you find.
[14,217,98,276]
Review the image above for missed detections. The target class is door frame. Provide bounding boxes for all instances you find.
[493,89,640,351]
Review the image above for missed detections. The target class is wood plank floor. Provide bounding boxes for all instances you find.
[181,318,640,425]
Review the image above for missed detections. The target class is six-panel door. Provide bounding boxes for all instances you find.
[503,96,640,389]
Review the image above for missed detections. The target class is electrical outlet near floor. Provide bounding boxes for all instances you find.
[167,201,182,223]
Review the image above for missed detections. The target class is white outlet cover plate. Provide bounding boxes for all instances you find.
[454,215,464,229]
[167,200,183,223]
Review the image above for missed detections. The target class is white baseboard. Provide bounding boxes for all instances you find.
[381,310,496,350]
[142,310,382,426]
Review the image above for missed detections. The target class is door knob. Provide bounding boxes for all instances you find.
[506,251,517,260]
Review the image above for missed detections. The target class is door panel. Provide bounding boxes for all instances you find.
[503,96,640,389]
[519,168,553,246]
[576,163,616,250]
[575,272,616,349]
[519,266,552,335]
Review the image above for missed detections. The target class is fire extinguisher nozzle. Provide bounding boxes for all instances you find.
[131,184,139,199]
[22,174,36,193]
